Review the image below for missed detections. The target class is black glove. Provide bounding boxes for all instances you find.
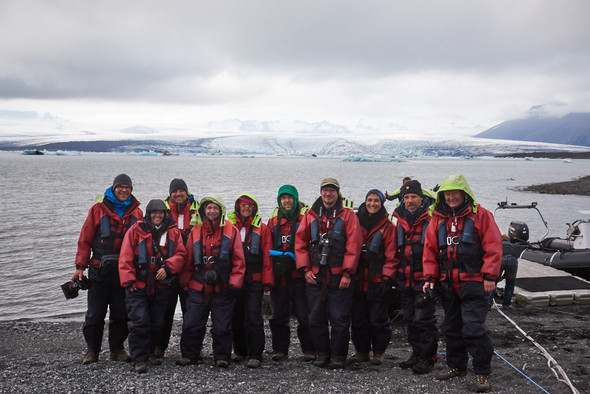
[226,285,240,298]
[385,192,396,201]
[373,280,393,299]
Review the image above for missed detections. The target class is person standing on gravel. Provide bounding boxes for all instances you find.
[267,185,315,362]
[227,194,273,368]
[350,189,398,366]
[156,178,199,359]
[72,174,142,365]
[119,199,187,373]
[295,177,363,369]
[422,174,502,393]
[393,180,439,374]
[177,196,246,368]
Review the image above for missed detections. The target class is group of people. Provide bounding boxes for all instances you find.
[71,172,503,393]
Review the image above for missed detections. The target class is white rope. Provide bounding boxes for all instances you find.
[492,302,580,394]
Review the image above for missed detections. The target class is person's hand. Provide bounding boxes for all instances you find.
[156,267,167,281]
[422,281,434,293]
[71,269,84,282]
[339,275,351,290]
[483,279,496,294]
[305,270,317,285]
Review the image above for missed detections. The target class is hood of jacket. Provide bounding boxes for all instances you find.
[431,174,478,215]
[227,193,263,228]
[197,195,227,226]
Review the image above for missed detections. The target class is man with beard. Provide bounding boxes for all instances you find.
[394,180,438,374]
[294,177,363,369]
[119,199,187,373]
[156,178,199,359]
[351,189,398,366]
[72,174,142,365]
[423,174,501,393]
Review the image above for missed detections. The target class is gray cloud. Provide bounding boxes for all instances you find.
[0,0,589,134]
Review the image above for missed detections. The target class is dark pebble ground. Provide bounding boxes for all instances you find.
[2,303,590,393]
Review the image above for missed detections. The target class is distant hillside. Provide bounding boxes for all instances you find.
[475,112,590,147]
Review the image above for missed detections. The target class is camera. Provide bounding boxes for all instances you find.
[319,234,331,266]
[204,269,219,285]
[415,286,437,309]
[61,275,91,300]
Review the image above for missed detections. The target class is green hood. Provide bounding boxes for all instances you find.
[227,193,263,228]
[277,184,299,219]
[196,195,227,226]
[432,174,478,214]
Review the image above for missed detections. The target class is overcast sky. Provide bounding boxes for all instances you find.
[1,0,589,138]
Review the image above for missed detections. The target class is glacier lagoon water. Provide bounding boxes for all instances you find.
[1,151,589,321]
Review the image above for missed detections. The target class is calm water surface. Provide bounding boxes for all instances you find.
[1,152,589,321]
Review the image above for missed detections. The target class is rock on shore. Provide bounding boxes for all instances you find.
[1,304,590,393]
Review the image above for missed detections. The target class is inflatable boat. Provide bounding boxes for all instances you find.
[496,201,590,274]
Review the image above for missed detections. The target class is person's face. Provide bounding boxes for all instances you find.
[205,204,221,221]
[365,194,382,215]
[403,193,423,214]
[170,188,188,204]
[113,184,131,202]
[280,194,294,211]
[239,203,255,218]
[444,190,465,209]
[150,210,165,226]
[321,187,338,208]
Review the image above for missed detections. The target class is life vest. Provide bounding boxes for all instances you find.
[91,198,139,261]
[397,212,429,270]
[357,219,388,293]
[241,217,265,281]
[436,215,484,276]
[190,224,233,287]
[270,205,306,279]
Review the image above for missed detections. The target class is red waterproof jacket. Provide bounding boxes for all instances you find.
[295,197,363,278]
[356,212,398,292]
[165,195,199,244]
[267,204,307,282]
[183,218,246,294]
[393,207,431,287]
[75,195,142,270]
[230,215,274,286]
[423,203,502,291]
[118,219,187,291]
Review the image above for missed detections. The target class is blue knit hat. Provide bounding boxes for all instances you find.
[366,189,385,203]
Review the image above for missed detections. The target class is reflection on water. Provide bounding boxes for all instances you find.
[1,152,589,321]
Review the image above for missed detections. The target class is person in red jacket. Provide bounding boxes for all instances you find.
[295,177,363,369]
[227,194,273,368]
[394,180,439,374]
[177,196,246,368]
[351,189,398,366]
[72,174,142,365]
[156,178,199,359]
[119,199,187,373]
[267,184,314,362]
[422,174,501,393]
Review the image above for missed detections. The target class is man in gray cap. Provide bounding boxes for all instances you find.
[294,177,363,369]
[72,174,142,365]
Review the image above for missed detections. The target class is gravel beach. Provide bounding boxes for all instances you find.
[2,303,589,393]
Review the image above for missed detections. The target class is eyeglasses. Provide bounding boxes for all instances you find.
[239,204,255,209]
[116,185,132,191]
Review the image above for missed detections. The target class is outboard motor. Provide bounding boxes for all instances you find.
[508,221,529,242]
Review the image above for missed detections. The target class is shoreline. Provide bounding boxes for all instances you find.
[2,304,589,393]
[519,175,590,196]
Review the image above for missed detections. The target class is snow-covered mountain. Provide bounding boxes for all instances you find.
[1,110,588,157]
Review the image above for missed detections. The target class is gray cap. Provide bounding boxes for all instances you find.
[320,177,340,191]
